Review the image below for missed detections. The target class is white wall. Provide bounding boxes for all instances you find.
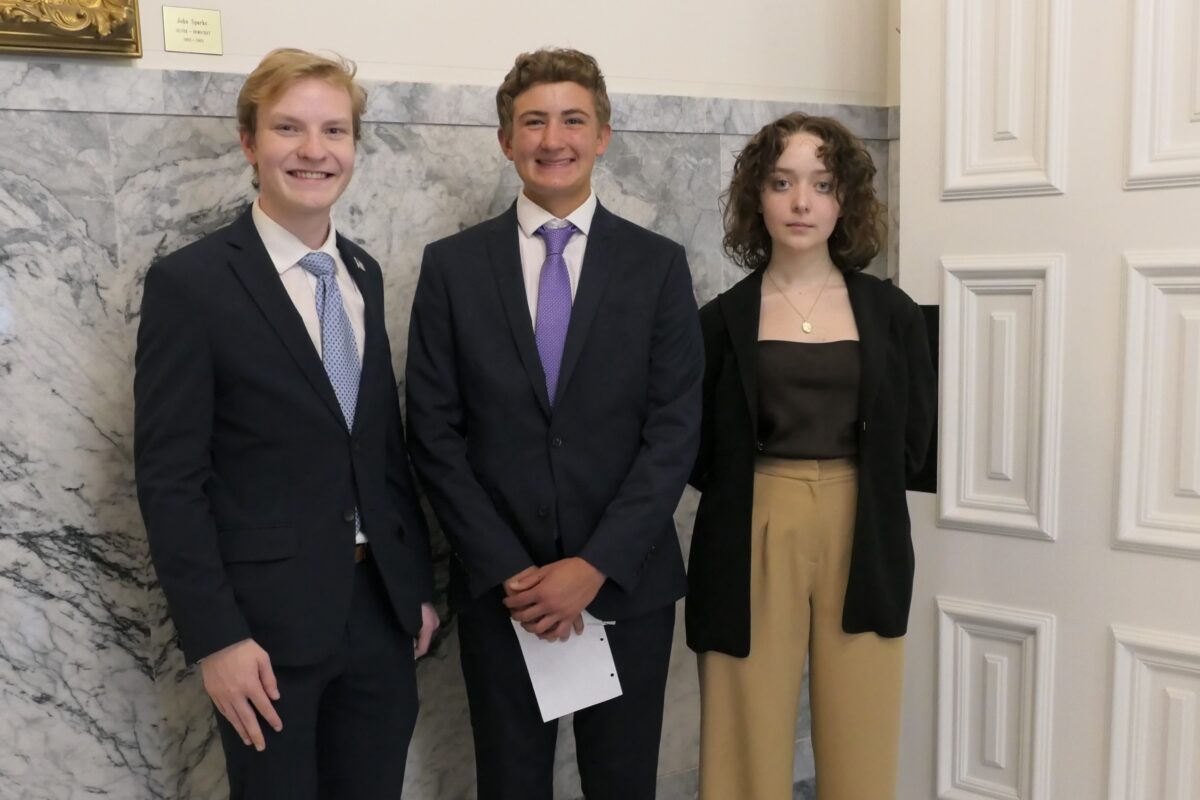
[130,0,889,104]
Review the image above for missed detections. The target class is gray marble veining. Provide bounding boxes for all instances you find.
[0,60,163,115]
[0,65,888,795]
[0,60,896,139]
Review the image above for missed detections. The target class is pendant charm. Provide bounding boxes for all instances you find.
[802,321,813,334]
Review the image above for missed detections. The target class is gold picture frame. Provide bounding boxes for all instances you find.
[0,1,142,57]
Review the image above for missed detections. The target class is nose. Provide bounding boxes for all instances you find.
[540,120,564,150]
[792,186,810,212]
[297,129,327,160]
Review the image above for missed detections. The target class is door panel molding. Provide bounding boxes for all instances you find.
[1110,625,1200,800]
[1127,0,1200,189]
[1116,252,1200,558]
[937,597,1055,800]
[943,0,1069,199]
[939,254,1064,539]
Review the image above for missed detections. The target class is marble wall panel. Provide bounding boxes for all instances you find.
[0,110,161,800]
[1,67,893,797]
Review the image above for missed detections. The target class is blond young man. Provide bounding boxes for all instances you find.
[406,48,703,799]
[135,49,436,799]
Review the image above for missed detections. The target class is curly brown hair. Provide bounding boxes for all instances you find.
[723,113,882,272]
[496,49,612,136]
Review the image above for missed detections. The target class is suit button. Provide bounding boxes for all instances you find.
[537,505,550,518]
[756,441,765,452]
[342,509,356,523]
[551,437,563,448]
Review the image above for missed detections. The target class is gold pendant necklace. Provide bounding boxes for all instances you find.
[764,266,835,335]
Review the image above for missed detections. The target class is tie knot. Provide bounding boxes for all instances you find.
[299,251,336,278]
[536,223,576,257]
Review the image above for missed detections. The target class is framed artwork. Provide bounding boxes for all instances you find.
[0,1,142,57]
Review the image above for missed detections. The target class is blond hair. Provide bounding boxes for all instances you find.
[237,48,367,141]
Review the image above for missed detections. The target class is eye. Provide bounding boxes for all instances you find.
[327,126,348,136]
[770,178,791,191]
[565,116,585,126]
[815,180,834,193]
[524,118,545,128]
[275,123,297,133]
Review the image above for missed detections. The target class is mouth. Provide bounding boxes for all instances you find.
[287,169,336,181]
[536,157,576,169]
[786,222,816,230]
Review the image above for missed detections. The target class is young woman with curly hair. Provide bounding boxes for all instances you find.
[687,113,936,799]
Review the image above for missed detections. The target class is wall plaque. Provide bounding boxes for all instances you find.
[162,5,220,55]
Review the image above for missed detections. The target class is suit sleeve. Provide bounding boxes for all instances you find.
[902,299,936,478]
[134,262,250,664]
[579,246,704,592]
[378,276,434,603]
[405,244,536,595]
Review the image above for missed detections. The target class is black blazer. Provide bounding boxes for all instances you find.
[686,267,935,656]
[134,208,433,666]
[405,202,703,619]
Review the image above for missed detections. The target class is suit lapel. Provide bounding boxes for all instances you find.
[338,236,378,434]
[846,270,889,416]
[718,268,764,433]
[554,203,616,410]
[223,209,347,428]
[487,205,553,417]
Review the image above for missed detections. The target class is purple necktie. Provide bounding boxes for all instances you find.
[534,222,577,406]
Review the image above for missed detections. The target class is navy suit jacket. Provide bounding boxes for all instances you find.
[405,202,703,619]
[134,208,433,666]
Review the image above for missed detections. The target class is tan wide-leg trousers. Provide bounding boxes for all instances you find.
[698,458,905,800]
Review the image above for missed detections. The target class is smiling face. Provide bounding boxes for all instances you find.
[239,76,356,236]
[759,132,842,260]
[498,81,612,218]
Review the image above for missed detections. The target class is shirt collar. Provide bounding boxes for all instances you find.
[251,199,340,275]
[516,191,597,240]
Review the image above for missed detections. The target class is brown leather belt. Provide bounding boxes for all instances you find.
[354,543,368,563]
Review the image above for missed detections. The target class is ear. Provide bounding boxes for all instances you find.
[497,126,515,162]
[594,123,613,156]
[239,129,256,166]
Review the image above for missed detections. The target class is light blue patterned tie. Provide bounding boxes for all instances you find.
[299,251,360,429]
[535,222,576,406]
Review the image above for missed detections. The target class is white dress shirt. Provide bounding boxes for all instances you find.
[516,191,597,326]
[251,200,367,544]
[251,200,366,361]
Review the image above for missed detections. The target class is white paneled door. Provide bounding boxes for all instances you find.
[899,1,1200,798]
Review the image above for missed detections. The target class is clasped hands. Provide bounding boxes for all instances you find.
[503,557,606,642]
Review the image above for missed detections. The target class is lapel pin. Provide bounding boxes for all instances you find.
[353,257,365,272]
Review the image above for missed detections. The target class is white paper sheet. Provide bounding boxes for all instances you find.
[510,611,623,722]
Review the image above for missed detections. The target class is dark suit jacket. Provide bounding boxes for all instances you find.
[134,208,433,666]
[687,267,935,656]
[405,202,703,619]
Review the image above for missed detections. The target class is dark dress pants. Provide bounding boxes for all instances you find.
[215,554,419,800]
[458,588,675,800]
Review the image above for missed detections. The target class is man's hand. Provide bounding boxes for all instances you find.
[503,565,542,598]
[414,602,439,658]
[200,639,281,752]
[503,558,605,640]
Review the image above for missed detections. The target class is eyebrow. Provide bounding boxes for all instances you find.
[770,166,832,177]
[267,113,351,126]
[517,108,593,120]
